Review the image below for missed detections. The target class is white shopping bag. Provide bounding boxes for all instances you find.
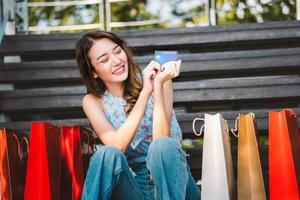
[193,113,234,200]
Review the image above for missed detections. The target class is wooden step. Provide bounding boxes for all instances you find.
[1,21,300,57]
[1,47,300,86]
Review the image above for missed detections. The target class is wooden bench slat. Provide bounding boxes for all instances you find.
[1,75,298,97]
[173,75,300,89]
[0,76,299,112]
[1,108,299,136]
[1,21,300,56]
[1,48,300,84]
[2,46,300,69]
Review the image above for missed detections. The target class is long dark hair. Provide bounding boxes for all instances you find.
[75,30,142,115]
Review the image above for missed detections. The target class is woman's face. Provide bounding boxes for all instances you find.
[88,38,129,86]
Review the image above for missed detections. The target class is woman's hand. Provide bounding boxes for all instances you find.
[141,60,161,96]
[154,60,181,86]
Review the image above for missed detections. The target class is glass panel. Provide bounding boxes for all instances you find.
[28,1,101,34]
[26,0,298,33]
[216,0,296,25]
[110,0,207,30]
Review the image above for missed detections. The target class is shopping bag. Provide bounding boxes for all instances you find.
[231,113,266,200]
[269,109,300,200]
[60,125,96,200]
[24,122,61,200]
[0,128,28,200]
[193,113,234,200]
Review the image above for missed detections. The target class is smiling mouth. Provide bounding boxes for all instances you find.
[112,65,125,75]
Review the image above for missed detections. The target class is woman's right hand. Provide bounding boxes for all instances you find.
[141,60,161,96]
[154,60,181,87]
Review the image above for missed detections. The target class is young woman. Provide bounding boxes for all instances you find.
[75,30,200,200]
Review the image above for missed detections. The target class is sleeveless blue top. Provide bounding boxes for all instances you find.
[102,90,182,164]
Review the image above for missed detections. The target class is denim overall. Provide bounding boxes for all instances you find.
[81,91,200,200]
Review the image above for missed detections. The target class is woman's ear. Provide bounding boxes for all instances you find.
[93,72,98,79]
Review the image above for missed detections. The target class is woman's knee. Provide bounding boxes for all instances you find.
[92,145,123,162]
[146,136,188,174]
[148,136,179,156]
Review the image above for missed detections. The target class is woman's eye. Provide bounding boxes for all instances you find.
[115,49,122,54]
[100,58,108,63]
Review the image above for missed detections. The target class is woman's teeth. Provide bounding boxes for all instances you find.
[113,66,125,75]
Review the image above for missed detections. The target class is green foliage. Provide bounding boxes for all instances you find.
[29,5,99,26]
[27,0,297,34]
[216,0,296,25]
[110,0,164,30]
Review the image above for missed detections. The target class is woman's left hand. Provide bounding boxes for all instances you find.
[154,60,181,86]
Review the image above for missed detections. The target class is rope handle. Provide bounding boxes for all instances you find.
[250,112,255,119]
[192,118,205,136]
[12,134,29,163]
[81,130,97,154]
[285,109,296,117]
[20,136,29,155]
[230,116,239,138]
[230,112,256,137]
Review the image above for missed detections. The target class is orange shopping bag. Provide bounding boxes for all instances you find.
[269,109,300,200]
[231,113,266,200]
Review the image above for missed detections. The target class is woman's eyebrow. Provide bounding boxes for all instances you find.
[96,45,120,60]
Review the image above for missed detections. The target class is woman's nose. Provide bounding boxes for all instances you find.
[111,54,122,66]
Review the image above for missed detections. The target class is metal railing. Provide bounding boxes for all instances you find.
[22,0,164,32]
[4,0,300,34]
[104,0,162,31]
[26,0,104,32]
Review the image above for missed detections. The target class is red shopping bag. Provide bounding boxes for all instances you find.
[24,122,61,200]
[60,125,95,200]
[269,109,300,200]
[0,128,28,200]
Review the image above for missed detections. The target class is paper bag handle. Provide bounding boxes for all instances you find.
[192,118,204,136]
[286,109,296,117]
[81,130,97,154]
[12,134,29,163]
[230,113,256,137]
[230,116,239,137]
[21,137,29,157]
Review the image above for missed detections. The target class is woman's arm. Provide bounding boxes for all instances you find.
[83,61,159,153]
[153,81,170,140]
[83,90,150,153]
[152,60,181,140]
[162,79,174,124]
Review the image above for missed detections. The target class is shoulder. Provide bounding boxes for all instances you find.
[82,93,100,105]
[82,93,104,111]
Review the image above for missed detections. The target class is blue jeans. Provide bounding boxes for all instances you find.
[81,136,201,200]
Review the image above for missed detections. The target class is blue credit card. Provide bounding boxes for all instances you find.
[154,51,178,65]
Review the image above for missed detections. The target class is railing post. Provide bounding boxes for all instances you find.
[99,0,105,30]
[210,0,216,26]
[297,0,300,20]
[205,0,216,26]
[105,0,111,31]
[15,0,28,33]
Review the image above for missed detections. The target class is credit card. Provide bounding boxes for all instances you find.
[154,51,178,65]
